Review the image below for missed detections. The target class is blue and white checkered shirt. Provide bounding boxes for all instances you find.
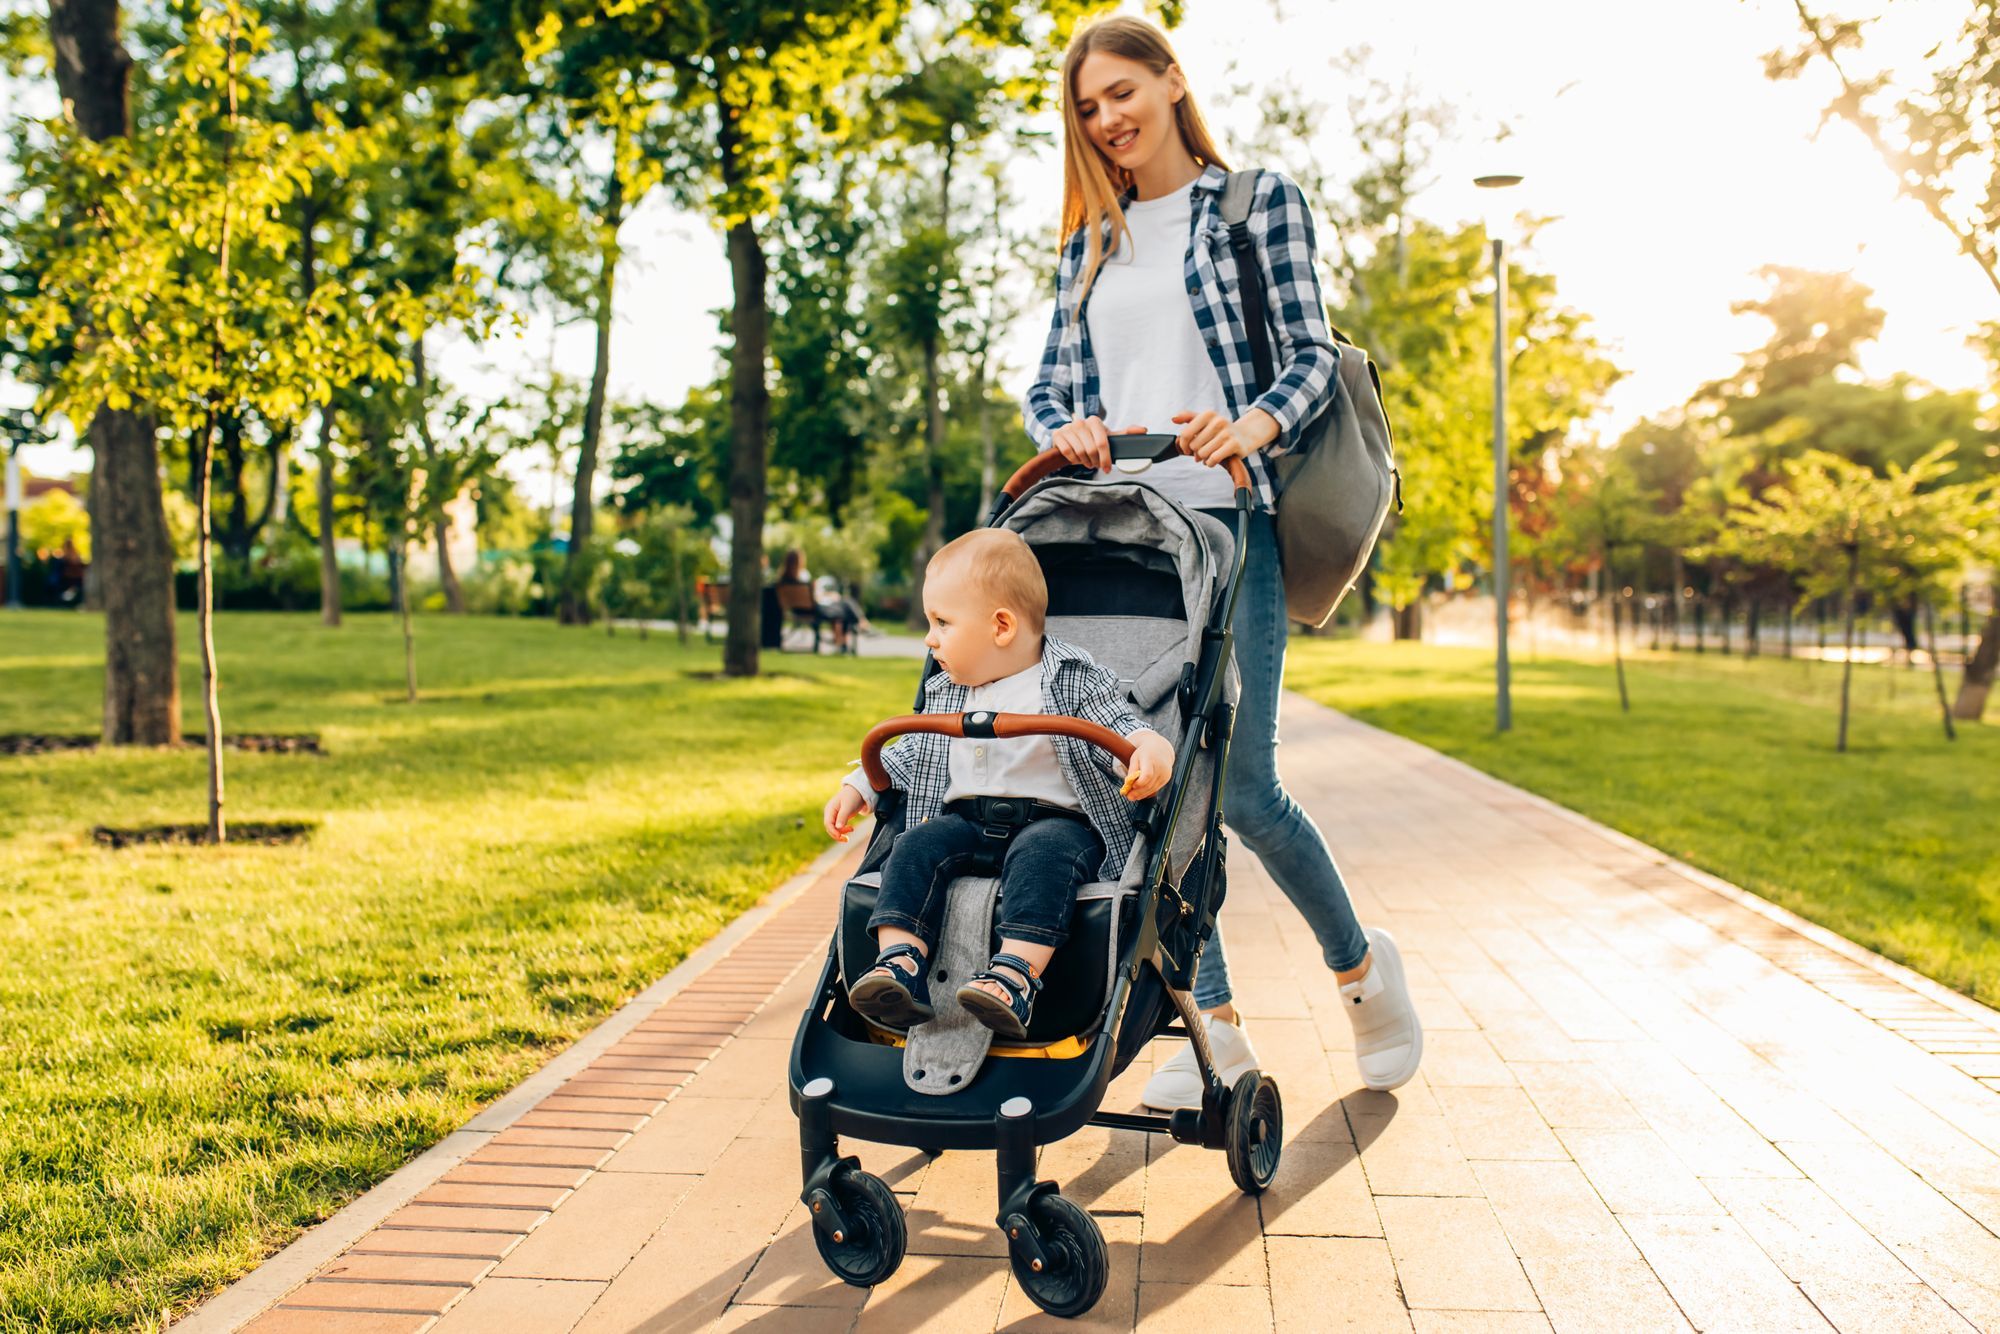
[1021,165,1340,513]
[851,636,1153,882]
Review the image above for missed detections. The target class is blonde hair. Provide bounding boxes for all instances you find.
[1059,15,1230,312]
[930,529,1049,634]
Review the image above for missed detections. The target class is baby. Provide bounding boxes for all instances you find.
[823,528,1175,1039]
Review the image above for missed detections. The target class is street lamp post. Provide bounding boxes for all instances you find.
[1475,172,1523,733]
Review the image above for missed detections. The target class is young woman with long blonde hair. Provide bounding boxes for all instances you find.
[1022,14,1422,1107]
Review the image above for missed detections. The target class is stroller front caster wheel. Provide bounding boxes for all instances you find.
[1224,1070,1283,1195]
[811,1167,906,1287]
[1009,1193,1108,1319]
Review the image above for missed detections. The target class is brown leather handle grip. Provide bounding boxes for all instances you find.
[1000,438,1253,500]
[860,712,1136,793]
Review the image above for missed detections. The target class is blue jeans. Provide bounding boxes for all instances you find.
[1191,508,1370,1008]
[869,813,1104,950]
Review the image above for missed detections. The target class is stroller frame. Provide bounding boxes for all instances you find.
[788,438,1281,1317]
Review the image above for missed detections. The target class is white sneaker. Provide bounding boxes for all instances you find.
[1344,927,1422,1090]
[1141,1014,1261,1112]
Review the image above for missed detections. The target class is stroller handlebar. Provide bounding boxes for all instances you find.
[859,712,1137,794]
[1001,433,1252,501]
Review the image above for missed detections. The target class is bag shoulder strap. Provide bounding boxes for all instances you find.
[1218,170,1275,394]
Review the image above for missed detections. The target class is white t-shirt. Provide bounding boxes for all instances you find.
[844,661,1080,811]
[1085,180,1238,511]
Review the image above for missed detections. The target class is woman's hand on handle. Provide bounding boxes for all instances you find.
[1051,417,1145,473]
[1172,408,1279,467]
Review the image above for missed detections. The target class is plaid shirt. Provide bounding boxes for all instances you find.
[1021,164,1340,512]
[853,637,1152,881]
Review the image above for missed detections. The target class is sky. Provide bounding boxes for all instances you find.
[13,0,1994,487]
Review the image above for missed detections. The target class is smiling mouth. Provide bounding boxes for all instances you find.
[1108,128,1138,151]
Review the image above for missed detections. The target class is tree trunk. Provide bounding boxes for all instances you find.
[81,477,102,610]
[51,0,179,744]
[314,411,340,625]
[94,412,180,744]
[399,531,417,703]
[387,533,403,619]
[673,548,690,648]
[1394,601,1422,640]
[908,335,947,632]
[560,151,624,626]
[197,410,226,841]
[1612,594,1629,713]
[721,215,770,678]
[907,141,957,633]
[976,356,996,522]
[1925,600,1956,742]
[1838,545,1858,754]
[1952,609,1997,721]
[1669,550,1685,650]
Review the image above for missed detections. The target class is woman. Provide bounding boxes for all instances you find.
[777,549,859,651]
[1021,15,1421,1106]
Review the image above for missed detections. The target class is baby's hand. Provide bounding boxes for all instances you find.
[1120,732,1176,801]
[824,786,869,842]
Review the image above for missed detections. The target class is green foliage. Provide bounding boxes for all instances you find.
[1771,4,2000,301]
[1340,218,1621,608]
[458,554,538,614]
[7,1,419,438]
[1718,446,1993,610]
[19,487,89,559]
[606,395,723,523]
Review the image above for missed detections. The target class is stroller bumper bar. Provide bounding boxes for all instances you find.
[858,712,1137,795]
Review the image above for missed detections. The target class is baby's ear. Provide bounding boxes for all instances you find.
[992,606,1018,646]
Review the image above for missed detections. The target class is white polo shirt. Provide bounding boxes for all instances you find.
[845,661,1080,811]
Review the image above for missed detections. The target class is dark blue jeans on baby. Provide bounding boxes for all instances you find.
[869,813,1105,951]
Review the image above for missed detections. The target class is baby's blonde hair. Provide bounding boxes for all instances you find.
[930,529,1048,634]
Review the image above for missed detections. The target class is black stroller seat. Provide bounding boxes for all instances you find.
[789,440,1284,1319]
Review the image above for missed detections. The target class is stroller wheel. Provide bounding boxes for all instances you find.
[1010,1193,1108,1319]
[1224,1071,1283,1195]
[811,1167,906,1287]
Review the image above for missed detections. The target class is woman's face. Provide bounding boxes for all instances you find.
[1072,51,1182,175]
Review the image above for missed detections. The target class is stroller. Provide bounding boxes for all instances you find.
[788,437,1282,1319]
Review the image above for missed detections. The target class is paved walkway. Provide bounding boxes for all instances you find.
[215,695,2000,1333]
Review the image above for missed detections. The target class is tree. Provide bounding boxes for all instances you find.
[1542,461,1664,712]
[1337,219,1620,637]
[1720,447,1978,750]
[1772,2,2000,716]
[30,0,180,745]
[17,0,414,837]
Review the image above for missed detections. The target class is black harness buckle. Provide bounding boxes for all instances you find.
[945,796,1085,843]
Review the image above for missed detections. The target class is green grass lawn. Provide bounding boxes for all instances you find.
[0,610,914,1331]
[1285,638,1999,1007]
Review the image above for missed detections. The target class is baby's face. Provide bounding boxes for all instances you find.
[921,564,1016,687]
